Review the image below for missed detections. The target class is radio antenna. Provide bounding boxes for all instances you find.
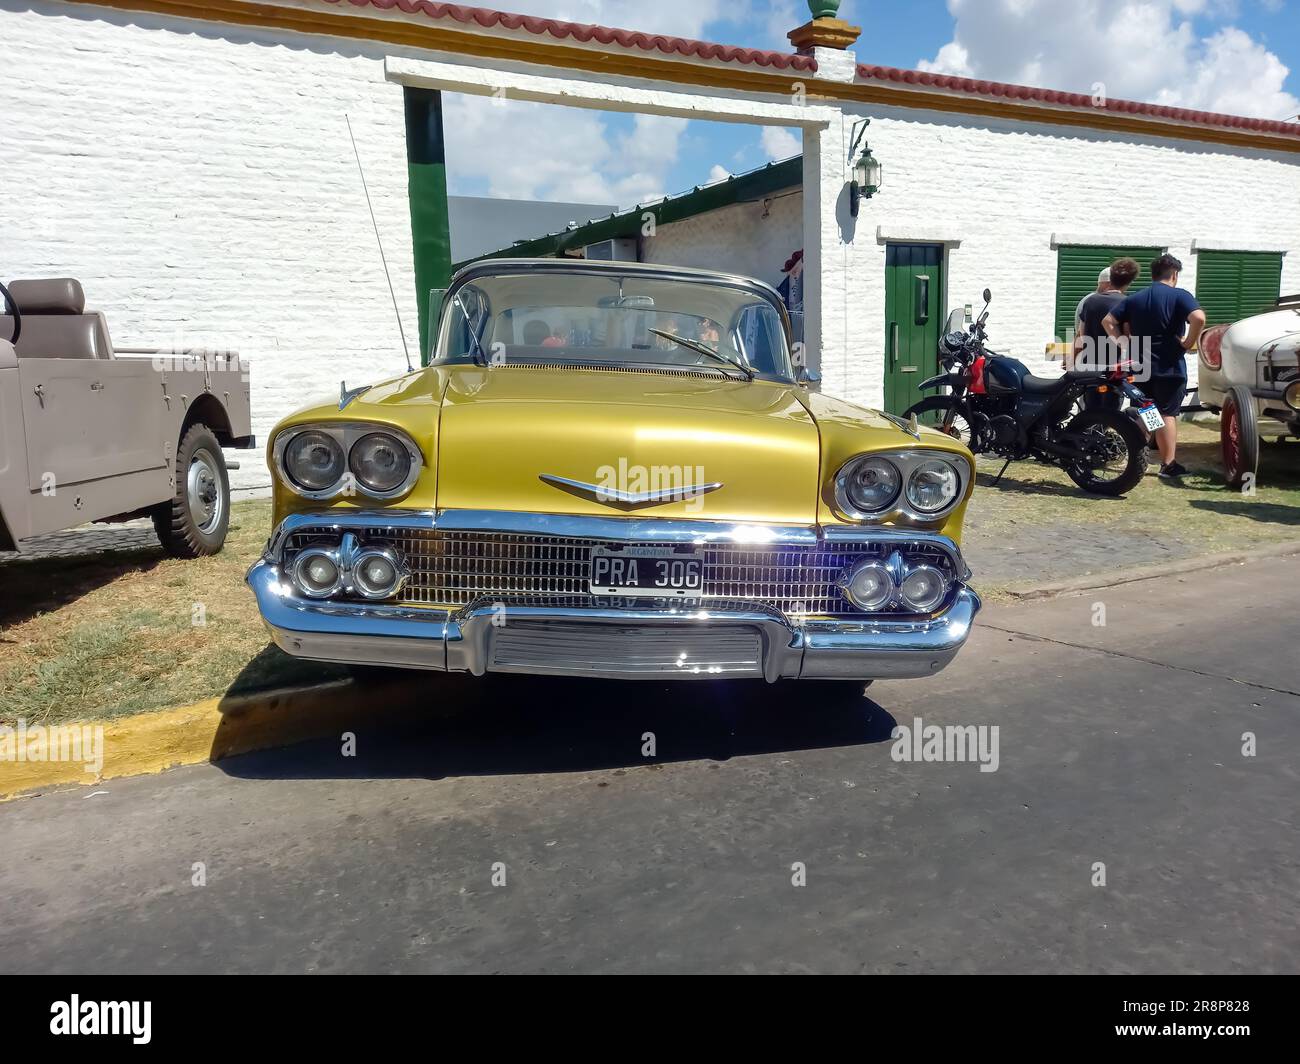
[346,114,414,373]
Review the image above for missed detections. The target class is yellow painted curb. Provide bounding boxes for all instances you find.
[0,679,424,801]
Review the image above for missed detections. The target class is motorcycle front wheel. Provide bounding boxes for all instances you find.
[1060,409,1147,496]
[904,396,977,450]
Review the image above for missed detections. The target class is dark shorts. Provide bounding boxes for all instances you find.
[1145,377,1187,417]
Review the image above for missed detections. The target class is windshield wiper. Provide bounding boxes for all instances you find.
[647,329,753,380]
[452,293,489,367]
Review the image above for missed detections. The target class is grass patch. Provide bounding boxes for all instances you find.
[963,420,1300,595]
[0,501,347,727]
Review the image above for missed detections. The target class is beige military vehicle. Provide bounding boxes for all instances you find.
[1,279,253,557]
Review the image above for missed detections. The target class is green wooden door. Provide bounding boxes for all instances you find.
[884,244,944,415]
[1195,250,1284,325]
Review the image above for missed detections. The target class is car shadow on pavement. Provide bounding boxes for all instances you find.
[214,672,898,783]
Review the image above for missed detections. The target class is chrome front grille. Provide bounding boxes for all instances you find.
[281,526,960,618]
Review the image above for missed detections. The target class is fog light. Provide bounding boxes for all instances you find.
[840,560,894,611]
[292,548,341,598]
[899,565,948,612]
[351,548,406,600]
[1285,379,1300,411]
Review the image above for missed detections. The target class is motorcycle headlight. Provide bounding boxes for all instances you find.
[906,458,963,515]
[349,432,415,496]
[283,430,345,493]
[836,456,901,516]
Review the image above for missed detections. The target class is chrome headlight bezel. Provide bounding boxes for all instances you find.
[905,457,964,515]
[834,455,902,517]
[273,423,423,501]
[833,450,969,524]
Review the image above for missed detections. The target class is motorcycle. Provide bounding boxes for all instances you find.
[904,289,1163,496]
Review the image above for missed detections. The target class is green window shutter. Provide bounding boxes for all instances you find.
[1195,250,1284,325]
[1054,244,1162,341]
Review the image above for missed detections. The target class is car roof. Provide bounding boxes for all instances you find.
[449,257,786,305]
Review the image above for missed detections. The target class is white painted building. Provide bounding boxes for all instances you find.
[3,0,1298,488]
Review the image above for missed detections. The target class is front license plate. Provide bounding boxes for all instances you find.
[1138,404,1165,432]
[590,546,705,598]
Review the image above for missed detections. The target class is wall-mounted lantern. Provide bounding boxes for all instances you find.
[848,118,883,216]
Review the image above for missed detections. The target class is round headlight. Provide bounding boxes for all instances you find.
[1285,379,1300,412]
[352,549,405,599]
[906,459,962,515]
[292,548,341,598]
[899,565,948,612]
[838,456,901,515]
[841,560,894,611]
[283,431,345,493]
[349,432,413,495]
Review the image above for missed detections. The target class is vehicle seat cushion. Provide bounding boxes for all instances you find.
[8,278,85,315]
[1,311,113,359]
[1021,373,1068,393]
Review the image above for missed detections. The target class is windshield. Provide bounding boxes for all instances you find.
[943,307,966,334]
[433,269,793,379]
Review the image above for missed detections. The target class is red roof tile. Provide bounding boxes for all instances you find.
[856,63,1300,139]
[323,0,816,70]
[322,2,1300,140]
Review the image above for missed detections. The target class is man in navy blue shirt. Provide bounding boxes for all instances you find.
[1103,254,1206,479]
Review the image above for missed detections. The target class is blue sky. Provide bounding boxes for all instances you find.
[445,0,1300,209]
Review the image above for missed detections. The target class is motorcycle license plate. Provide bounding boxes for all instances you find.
[1138,405,1165,432]
[590,546,704,598]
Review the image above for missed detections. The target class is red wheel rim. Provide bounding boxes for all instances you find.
[1222,400,1240,478]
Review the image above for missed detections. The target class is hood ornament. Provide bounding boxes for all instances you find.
[340,380,372,410]
[540,473,723,510]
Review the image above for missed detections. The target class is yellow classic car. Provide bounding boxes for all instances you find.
[246,259,980,681]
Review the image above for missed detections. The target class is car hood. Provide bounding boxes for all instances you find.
[434,366,821,523]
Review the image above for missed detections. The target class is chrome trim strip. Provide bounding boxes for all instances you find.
[247,558,981,681]
[539,473,724,509]
[429,509,825,546]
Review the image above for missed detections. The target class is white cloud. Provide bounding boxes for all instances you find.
[919,0,1299,120]
[760,126,801,160]
[444,96,685,207]
[708,164,733,182]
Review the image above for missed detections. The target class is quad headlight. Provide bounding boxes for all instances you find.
[350,433,413,495]
[837,456,901,515]
[834,451,967,522]
[274,424,422,500]
[286,537,408,601]
[838,553,953,614]
[283,431,345,493]
[906,459,962,515]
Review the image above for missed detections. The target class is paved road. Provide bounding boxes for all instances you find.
[2,557,1297,973]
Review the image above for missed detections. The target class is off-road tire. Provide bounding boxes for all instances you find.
[1061,409,1147,496]
[153,423,230,557]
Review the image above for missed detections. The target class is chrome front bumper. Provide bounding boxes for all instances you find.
[246,558,981,683]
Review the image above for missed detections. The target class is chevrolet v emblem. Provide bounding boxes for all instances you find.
[539,474,723,510]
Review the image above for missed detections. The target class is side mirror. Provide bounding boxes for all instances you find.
[982,288,992,303]
[796,365,822,387]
